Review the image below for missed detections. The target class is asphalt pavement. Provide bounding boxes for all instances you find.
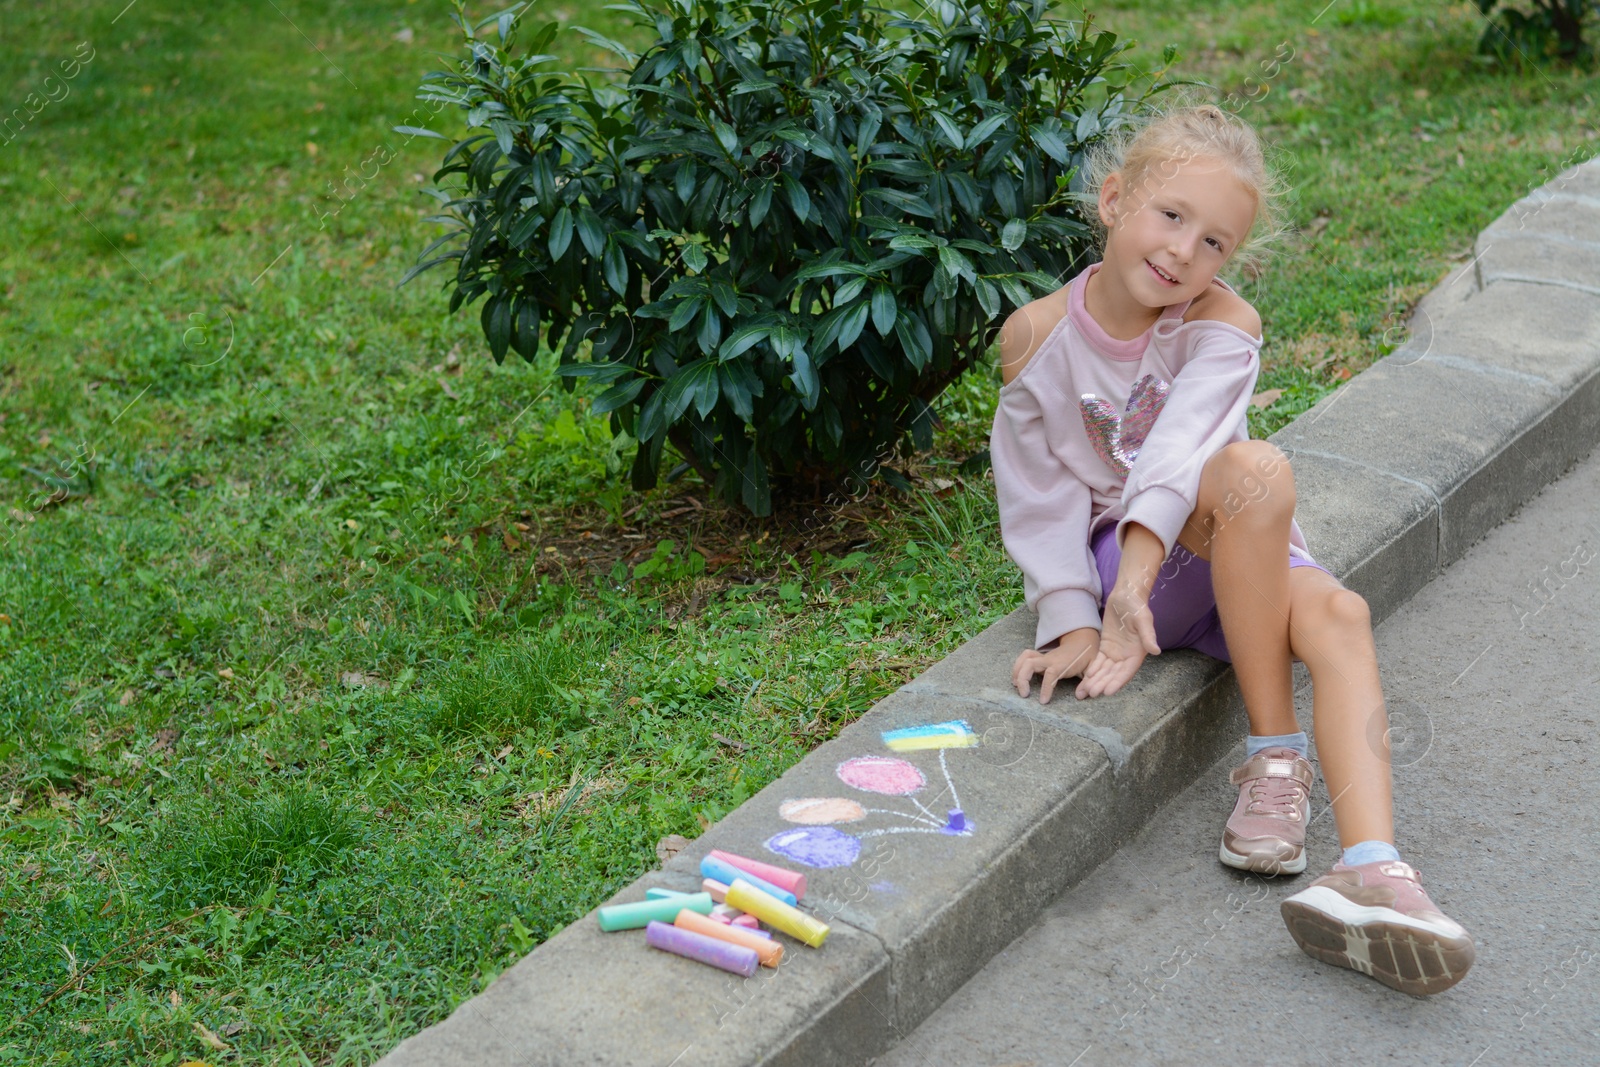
[871,443,1600,1067]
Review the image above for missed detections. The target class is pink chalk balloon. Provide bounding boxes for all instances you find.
[837,755,926,796]
[779,797,867,825]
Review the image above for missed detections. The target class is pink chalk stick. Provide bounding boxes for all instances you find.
[702,877,730,903]
[708,849,807,899]
[708,911,732,925]
[712,903,763,932]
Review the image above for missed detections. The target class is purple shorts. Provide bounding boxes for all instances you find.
[1091,522,1334,664]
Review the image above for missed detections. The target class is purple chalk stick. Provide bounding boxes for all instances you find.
[646,920,760,977]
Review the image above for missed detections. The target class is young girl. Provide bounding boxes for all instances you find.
[992,104,1474,996]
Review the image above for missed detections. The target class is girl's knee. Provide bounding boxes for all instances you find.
[1325,588,1371,629]
[1299,588,1372,645]
[1204,441,1294,522]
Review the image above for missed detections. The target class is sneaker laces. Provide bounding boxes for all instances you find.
[1378,861,1422,882]
[1246,775,1306,817]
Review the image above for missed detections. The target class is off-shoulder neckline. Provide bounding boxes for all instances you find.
[998,264,1261,396]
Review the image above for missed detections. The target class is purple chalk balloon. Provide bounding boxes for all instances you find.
[765,826,862,869]
[646,920,760,977]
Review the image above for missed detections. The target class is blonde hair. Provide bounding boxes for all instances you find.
[1077,98,1290,280]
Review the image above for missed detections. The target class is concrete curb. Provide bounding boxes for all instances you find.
[375,157,1600,1067]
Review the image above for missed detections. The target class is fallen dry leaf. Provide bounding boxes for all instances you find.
[218,667,234,680]
[150,728,180,753]
[119,688,136,707]
[711,732,750,752]
[221,1021,246,1037]
[655,833,692,865]
[340,671,387,689]
[193,1021,228,1051]
[1250,388,1283,409]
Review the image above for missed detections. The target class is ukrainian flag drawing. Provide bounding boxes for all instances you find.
[880,720,979,752]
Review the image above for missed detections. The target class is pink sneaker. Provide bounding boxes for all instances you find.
[1219,748,1312,875]
[1281,859,1475,996]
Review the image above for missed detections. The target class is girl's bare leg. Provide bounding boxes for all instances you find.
[1175,440,1299,737]
[1286,567,1395,847]
[1176,441,1394,847]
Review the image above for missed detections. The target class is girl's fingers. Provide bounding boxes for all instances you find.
[1012,651,1038,696]
[1076,654,1109,698]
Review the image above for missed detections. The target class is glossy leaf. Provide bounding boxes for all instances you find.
[482,292,512,364]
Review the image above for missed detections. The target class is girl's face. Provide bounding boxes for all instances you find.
[1097,153,1257,309]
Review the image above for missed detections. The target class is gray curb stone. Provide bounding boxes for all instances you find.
[376,156,1600,1067]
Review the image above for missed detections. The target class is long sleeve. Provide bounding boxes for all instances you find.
[991,379,1103,649]
[1117,321,1261,556]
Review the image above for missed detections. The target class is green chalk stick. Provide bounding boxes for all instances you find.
[597,891,714,931]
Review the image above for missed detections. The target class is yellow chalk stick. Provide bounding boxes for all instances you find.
[726,879,828,948]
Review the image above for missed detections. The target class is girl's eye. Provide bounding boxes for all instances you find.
[1163,210,1180,221]
[1206,237,1224,251]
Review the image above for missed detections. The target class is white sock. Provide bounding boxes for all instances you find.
[1341,840,1402,867]
[1246,731,1307,758]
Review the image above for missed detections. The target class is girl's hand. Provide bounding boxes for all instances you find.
[1012,627,1100,704]
[1075,585,1161,699]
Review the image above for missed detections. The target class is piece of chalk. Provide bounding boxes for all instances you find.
[675,909,784,968]
[707,849,808,899]
[646,887,694,901]
[726,879,829,948]
[700,856,797,906]
[710,904,769,934]
[646,920,760,977]
[702,878,730,903]
[596,892,714,932]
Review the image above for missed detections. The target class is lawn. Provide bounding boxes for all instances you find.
[0,0,1593,1063]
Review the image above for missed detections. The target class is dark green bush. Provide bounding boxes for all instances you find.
[401,0,1164,513]
[1475,0,1593,66]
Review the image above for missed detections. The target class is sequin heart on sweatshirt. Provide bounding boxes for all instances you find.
[1079,373,1171,479]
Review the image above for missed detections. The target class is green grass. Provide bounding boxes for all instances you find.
[0,0,1594,1063]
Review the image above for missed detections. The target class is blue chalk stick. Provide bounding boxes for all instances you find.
[646,887,694,901]
[699,856,797,906]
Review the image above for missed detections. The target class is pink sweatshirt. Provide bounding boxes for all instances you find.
[991,262,1319,649]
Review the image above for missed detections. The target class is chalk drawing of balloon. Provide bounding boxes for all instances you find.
[765,826,862,869]
[779,797,867,824]
[836,749,973,839]
[836,755,925,795]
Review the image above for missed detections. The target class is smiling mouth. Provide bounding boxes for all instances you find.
[1146,260,1179,285]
